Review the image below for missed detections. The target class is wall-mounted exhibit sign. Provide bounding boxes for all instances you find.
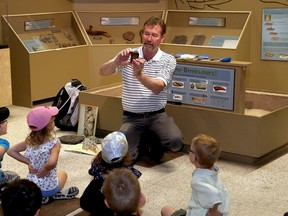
[261,8,288,61]
[100,17,139,26]
[167,64,235,111]
[188,17,226,27]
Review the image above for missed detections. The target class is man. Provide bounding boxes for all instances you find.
[99,16,183,163]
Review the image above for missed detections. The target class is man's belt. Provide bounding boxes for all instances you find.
[123,108,165,118]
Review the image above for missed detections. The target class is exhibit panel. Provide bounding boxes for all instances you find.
[168,59,251,113]
[161,10,252,61]
[3,11,90,107]
[74,10,165,88]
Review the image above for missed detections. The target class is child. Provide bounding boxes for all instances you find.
[80,131,146,216]
[161,134,230,216]
[103,168,145,216]
[0,179,42,216]
[7,106,79,204]
[0,107,20,188]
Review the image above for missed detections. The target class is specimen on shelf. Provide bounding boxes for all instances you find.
[123,31,135,41]
[86,25,111,37]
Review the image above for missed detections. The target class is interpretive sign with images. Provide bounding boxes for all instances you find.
[261,8,288,61]
[167,64,235,111]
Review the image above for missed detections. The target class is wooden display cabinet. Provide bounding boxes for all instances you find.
[79,82,288,163]
[79,60,288,163]
[161,10,252,62]
[74,10,164,88]
[2,11,90,107]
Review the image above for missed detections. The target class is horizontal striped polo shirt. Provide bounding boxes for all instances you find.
[118,47,176,113]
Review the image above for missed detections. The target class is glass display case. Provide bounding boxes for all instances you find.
[74,10,164,88]
[75,10,164,45]
[2,11,90,107]
[162,10,252,61]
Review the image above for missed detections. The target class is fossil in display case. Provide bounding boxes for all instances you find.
[86,25,111,38]
[63,31,74,41]
[39,34,53,43]
[123,31,135,41]
[171,35,188,44]
[58,43,77,48]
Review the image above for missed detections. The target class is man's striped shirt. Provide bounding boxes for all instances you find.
[118,47,176,113]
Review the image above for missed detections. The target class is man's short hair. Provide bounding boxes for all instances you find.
[103,168,141,215]
[0,179,42,216]
[143,16,166,35]
[191,134,221,168]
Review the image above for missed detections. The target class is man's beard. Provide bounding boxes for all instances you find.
[144,42,155,52]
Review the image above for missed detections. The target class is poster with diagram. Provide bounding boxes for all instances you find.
[261,8,288,61]
[167,64,235,111]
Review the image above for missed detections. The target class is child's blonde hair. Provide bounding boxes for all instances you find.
[26,121,55,147]
[191,134,221,168]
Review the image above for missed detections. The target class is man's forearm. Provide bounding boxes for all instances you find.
[99,60,117,76]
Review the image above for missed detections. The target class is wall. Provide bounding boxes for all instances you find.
[0,48,11,106]
[72,0,166,11]
[1,0,288,97]
[167,0,288,94]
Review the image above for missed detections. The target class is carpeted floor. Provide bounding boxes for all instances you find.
[0,151,185,216]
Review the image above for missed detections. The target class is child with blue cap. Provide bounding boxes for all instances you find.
[80,131,146,216]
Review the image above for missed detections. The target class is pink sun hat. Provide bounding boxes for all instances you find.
[27,106,59,131]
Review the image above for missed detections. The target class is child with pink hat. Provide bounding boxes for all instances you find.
[8,106,79,204]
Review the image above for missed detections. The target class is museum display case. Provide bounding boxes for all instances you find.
[74,10,164,87]
[162,10,252,61]
[2,11,90,107]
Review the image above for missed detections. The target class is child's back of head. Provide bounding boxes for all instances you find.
[0,179,42,216]
[191,134,221,168]
[103,168,141,216]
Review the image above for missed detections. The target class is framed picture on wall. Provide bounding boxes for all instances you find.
[77,104,98,137]
[261,8,288,61]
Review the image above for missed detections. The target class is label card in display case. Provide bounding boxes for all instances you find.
[24,19,54,31]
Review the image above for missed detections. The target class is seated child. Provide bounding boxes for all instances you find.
[80,131,146,215]
[8,106,79,204]
[103,168,145,216]
[161,134,230,216]
[0,107,20,188]
[0,179,42,216]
